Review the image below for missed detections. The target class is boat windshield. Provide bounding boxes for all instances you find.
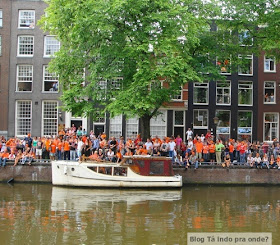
[125,156,174,176]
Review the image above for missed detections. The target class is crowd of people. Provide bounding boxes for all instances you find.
[1,126,280,170]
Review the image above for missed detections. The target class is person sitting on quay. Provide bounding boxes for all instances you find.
[0,148,10,167]
[189,151,198,169]
[246,153,254,168]
[222,154,231,168]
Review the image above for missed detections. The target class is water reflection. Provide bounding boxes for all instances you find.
[1,185,280,244]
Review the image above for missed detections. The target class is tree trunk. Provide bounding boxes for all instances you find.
[139,114,152,141]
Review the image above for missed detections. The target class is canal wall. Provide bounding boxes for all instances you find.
[1,162,280,185]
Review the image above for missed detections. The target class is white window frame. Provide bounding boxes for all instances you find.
[43,65,59,93]
[0,10,2,28]
[109,115,122,138]
[193,82,209,105]
[216,80,231,105]
[16,65,33,92]
[18,10,35,29]
[264,113,279,142]
[173,110,185,138]
[17,36,34,57]
[150,110,167,139]
[15,100,32,137]
[171,87,183,101]
[264,81,276,104]
[237,110,253,140]
[216,110,231,138]
[44,36,60,57]
[193,109,208,129]
[42,101,58,136]
[264,56,276,73]
[216,57,231,75]
[126,117,139,140]
[238,81,253,106]
[238,55,253,76]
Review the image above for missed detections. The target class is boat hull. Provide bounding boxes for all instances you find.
[52,161,182,188]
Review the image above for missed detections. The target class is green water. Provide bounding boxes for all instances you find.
[0,184,279,245]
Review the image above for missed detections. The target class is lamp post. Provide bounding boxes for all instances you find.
[213,116,219,140]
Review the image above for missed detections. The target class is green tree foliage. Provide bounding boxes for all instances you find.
[40,0,278,139]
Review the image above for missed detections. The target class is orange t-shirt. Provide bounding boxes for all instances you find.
[50,143,57,153]
[64,141,70,151]
[195,142,203,153]
[116,152,122,159]
[1,152,9,158]
[202,145,209,154]
[229,144,234,153]
[209,144,216,153]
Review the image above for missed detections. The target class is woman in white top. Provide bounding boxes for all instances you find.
[246,153,254,168]
[262,153,269,169]
[254,153,262,169]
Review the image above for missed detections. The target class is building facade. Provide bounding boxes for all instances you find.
[0,0,12,137]
[187,55,258,142]
[258,52,280,142]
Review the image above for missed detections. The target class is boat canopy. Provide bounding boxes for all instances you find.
[123,156,174,177]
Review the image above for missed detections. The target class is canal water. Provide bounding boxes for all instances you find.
[0,184,279,245]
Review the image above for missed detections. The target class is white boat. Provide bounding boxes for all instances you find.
[52,156,182,188]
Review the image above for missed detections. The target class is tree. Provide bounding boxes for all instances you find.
[41,0,268,140]
[217,0,280,58]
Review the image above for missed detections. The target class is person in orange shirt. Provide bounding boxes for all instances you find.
[195,139,203,161]
[116,149,122,163]
[140,145,148,155]
[44,138,51,159]
[101,132,107,140]
[57,139,63,160]
[50,141,57,161]
[208,141,216,164]
[88,150,100,161]
[229,142,234,162]
[202,142,209,162]
[0,149,10,167]
[63,139,70,160]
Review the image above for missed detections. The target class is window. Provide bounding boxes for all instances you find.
[264,81,275,104]
[43,65,59,92]
[238,111,252,142]
[0,36,2,56]
[126,117,138,140]
[193,110,208,128]
[110,115,122,138]
[150,110,167,139]
[193,82,209,104]
[44,36,60,57]
[18,10,35,28]
[42,101,58,136]
[264,56,276,72]
[215,110,230,142]
[238,81,253,106]
[0,10,2,27]
[16,101,32,136]
[264,113,278,141]
[239,30,253,46]
[18,36,34,56]
[16,65,33,92]
[173,111,185,140]
[238,55,253,75]
[216,80,231,105]
[172,88,182,101]
[216,57,231,74]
